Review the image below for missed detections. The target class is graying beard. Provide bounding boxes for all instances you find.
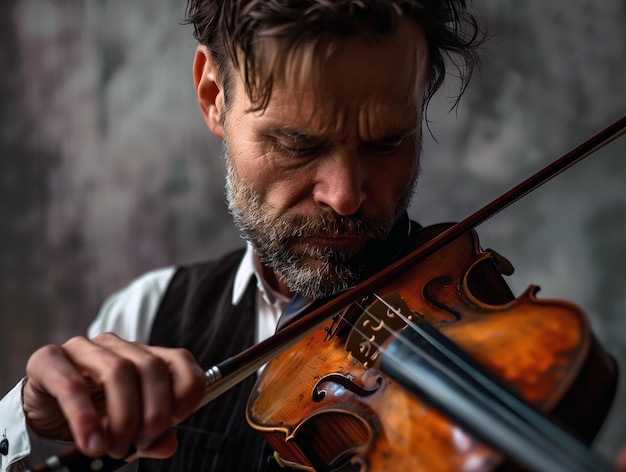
[262,245,359,298]
[226,163,362,298]
[224,144,418,299]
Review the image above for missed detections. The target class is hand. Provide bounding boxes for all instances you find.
[22,333,207,460]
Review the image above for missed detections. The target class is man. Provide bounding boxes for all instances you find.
[0,1,619,471]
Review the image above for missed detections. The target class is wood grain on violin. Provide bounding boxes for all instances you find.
[247,225,617,471]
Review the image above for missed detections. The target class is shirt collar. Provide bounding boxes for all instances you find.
[232,243,290,309]
[232,243,256,305]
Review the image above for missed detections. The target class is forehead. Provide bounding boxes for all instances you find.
[234,20,429,139]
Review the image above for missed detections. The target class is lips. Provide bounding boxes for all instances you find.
[306,234,361,246]
[287,234,366,258]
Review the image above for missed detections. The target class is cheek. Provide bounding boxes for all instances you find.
[229,140,315,213]
[261,168,316,214]
[368,155,417,205]
[227,132,273,187]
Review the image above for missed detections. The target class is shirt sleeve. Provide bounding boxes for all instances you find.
[0,267,176,472]
[87,267,176,342]
[0,379,29,472]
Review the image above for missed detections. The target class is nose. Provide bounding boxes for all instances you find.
[312,151,366,216]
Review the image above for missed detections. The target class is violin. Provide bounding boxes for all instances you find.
[29,116,626,472]
[246,222,617,471]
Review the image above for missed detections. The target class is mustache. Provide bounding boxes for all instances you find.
[277,210,390,240]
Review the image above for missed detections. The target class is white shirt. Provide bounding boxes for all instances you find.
[0,244,289,472]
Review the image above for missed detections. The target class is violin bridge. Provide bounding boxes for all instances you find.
[345,292,414,368]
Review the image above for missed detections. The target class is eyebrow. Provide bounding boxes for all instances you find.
[379,127,419,138]
[264,125,419,144]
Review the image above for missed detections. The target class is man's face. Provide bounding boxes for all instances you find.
[223,21,429,298]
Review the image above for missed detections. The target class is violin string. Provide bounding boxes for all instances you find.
[341,293,604,470]
[371,294,589,454]
[342,298,563,461]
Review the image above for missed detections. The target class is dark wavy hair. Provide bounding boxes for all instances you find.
[185,0,483,112]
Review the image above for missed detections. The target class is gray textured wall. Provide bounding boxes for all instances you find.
[1,0,624,463]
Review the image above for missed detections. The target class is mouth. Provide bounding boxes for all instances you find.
[290,234,366,253]
[309,234,360,244]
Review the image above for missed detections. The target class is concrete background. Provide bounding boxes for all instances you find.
[1,0,624,463]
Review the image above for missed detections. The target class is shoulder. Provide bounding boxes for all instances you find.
[88,266,177,342]
[156,247,248,318]
[172,248,247,285]
[88,248,247,342]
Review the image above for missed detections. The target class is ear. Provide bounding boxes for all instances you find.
[193,45,225,138]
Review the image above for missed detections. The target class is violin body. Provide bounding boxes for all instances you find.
[246,224,618,471]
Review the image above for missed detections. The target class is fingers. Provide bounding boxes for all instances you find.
[90,335,206,454]
[24,343,110,454]
[146,345,207,422]
[82,334,172,456]
[23,334,206,460]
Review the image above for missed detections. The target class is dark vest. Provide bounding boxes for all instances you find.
[137,216,424,471]
[140,249,274,472]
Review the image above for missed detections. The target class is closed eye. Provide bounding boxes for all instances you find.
[270,130,326,159]
[364,135,408,154]
[273,140,326,158]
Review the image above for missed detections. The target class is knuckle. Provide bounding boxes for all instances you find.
[173,347,196,363]
[103,356,136,381]
[56,375,89,394]
[91,332,121,345]
[140,354,168,375]
[174,348,204,384]
[27,344,62,365]
[181,368,207,406]
[63,335,91,348]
